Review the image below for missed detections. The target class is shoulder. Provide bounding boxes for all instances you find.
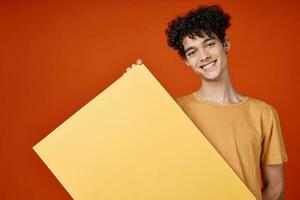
[247,97,279,120]
[174,93,195,108]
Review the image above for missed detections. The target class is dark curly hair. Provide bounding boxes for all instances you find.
[165,5,231,59]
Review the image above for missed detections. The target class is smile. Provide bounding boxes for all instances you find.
[200,60,217,69]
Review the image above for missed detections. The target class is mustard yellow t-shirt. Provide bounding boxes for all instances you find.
[175,92,288,200]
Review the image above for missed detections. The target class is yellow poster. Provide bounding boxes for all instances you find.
[33,64,255,199]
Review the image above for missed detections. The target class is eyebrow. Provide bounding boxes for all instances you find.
[184,36,217,53]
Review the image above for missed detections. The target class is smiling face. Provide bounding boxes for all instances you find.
[183,33,230,81]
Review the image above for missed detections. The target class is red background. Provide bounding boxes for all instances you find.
[1,0,299,199]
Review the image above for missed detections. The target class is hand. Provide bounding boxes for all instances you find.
[126,58,143,73]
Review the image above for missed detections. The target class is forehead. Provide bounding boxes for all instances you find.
[182,33,218,48]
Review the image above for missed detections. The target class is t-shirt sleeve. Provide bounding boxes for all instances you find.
[174,96,185,108]
[260,106,288,165]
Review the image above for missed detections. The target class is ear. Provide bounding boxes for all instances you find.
[223,36,231,52]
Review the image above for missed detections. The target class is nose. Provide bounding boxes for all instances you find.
[199,49,211,62]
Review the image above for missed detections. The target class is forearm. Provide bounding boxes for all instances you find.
[262,185,284,200]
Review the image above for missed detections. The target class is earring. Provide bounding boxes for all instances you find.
[224,45,229,51]
[224,42,230,51]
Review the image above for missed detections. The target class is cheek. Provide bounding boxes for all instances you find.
[186,60,199,72]
[218,50,228,66]
[187,57,198,67]
[222,54,228,67]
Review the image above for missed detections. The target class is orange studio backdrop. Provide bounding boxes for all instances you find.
[1,0,299,199]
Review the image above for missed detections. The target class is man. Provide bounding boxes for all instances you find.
[131,5,287,200]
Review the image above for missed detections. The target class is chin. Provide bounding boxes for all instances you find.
[202,75,220,81]
[204,64,227,81]
[200,70,222,81]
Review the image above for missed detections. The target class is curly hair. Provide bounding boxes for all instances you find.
[165,5,231,59]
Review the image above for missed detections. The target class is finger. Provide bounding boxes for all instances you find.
[136,58,143,65]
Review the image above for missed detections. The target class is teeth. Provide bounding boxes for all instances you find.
[202,61,215,69]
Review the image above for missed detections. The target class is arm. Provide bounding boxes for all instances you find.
[261,164,285,200]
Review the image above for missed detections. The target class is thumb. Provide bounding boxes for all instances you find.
[136,58,143,65]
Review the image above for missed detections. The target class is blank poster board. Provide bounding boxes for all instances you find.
[33,64,255,200]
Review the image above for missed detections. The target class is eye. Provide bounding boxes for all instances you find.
[206,42,215,47]
[187,50,197,57]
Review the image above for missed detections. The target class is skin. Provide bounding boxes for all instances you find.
[261,164,285,200]
[130,33,285,199]
[182,33,244,104]
[183,33,285,199]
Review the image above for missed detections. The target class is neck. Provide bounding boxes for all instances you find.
[197,68,244,104]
